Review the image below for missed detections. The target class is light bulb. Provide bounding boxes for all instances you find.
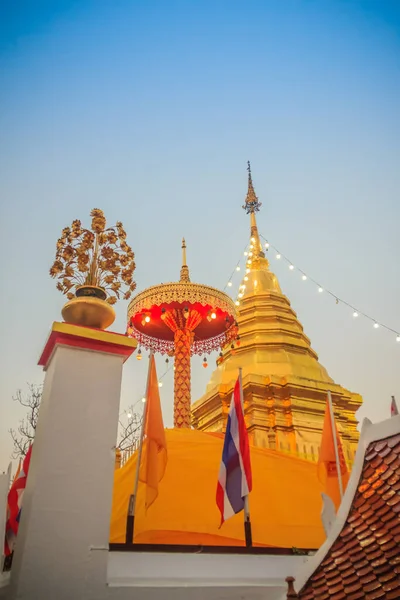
[251,237,256,243]
[396,335,400,342]
[265,242,269,248]
[235,301,240,306]
[236,266,240,271]
[276,254,281,259]
[246,268,250,274]
[158,381,163,387]
[145,315,151,323]
[374,323,379,329]
[142,397,146,403]
[289,265,294,270]
[127,412,132,419]
[238,293,243,298]
[244,276,248,281]
[211,312,216,319]
[353,311,358,318]
[318,287,323,293]
[249,252,253,257]
[302,275,307,281]
[244,251,248,256]
[228,281,232,287]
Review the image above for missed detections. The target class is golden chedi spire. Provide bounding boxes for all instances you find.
[241,162,281,296]
[180,238,190,283]
[192,164,362,468]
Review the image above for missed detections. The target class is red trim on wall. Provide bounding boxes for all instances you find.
[38,330,135,368]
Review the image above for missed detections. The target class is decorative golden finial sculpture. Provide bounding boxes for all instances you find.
[50,209,136,330]
[180,238,190,283]
[242,162,265,261]
[243,161,262,214]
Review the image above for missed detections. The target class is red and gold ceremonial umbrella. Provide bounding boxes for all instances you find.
[127,239,238,428]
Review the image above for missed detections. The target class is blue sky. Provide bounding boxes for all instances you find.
[0,0,399,467]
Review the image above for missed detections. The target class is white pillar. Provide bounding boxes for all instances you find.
[9,322,136,600]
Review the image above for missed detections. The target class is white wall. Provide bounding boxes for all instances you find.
[0,466,11,569]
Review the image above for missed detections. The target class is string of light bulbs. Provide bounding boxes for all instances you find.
[225,234,400,344]
[223,242,250,292]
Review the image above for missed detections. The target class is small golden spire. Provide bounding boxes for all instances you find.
[180,238,190,282]
[242,162,265,260]
[244,161,262,213]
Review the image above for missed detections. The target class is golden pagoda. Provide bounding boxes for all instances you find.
[192,163,362,468]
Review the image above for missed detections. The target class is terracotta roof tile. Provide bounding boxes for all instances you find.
[298,433,400,599]
[367,590,386,599]
[347,592,365,600]
[386,473,399,485]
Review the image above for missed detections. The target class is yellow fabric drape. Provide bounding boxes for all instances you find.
[110,429,325,549]
[139,354,167,510]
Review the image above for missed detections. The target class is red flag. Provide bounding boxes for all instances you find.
[4,446,32,556]
[391,396,398,417]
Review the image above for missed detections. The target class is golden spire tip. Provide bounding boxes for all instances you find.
[180,237,190,282]
[247,160,252,181]
[242,163,265,260]
[243,161,262,214]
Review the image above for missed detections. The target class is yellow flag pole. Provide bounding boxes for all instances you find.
[125,350,154,544]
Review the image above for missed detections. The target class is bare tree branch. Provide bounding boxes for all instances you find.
[9,384,142,460]
[117,406,142,451]
[9,384,42,460]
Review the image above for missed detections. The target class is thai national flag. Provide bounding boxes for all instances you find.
[4,445,32,556]
[216,377,252,526]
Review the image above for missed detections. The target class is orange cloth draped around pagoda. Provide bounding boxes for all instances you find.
[318,401,349,510]
[139,354,167,509]
[110,428,326,548]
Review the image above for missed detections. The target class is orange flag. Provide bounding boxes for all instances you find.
[318,400,349,510]
[139,355,167,510]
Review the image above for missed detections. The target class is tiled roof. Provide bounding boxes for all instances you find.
[298,432,400,600]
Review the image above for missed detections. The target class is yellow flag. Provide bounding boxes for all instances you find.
[139,355,167,509]
[318,400,349,509]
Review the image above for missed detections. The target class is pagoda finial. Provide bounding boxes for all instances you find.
[243,161,262,214]
[180,238,190,283]
[242,162,264,259]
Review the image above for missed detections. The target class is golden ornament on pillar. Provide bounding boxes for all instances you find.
[50,209,136,331]
[61,285,116,330]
